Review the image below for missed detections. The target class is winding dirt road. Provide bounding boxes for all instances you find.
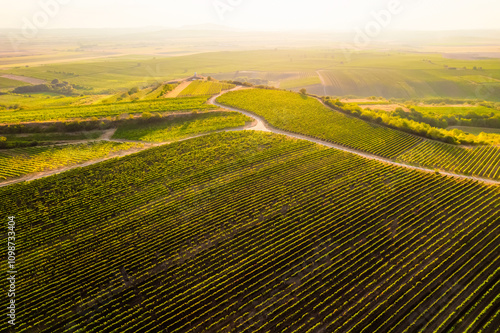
[1,87,498,187]
[209,89,500,186]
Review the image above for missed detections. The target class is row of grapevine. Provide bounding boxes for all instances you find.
[177,81,235,98]
[1,131,498,332]
[397,140,500,180]
[216,89,422,158]
[0,141,143,180]
[112,111,252,142]
[0,96,213,123]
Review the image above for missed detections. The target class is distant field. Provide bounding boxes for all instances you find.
[217,89,422,158]
[414,105,499,116]
[318,68,490,99]
[113,111,251,142]
[279,72,321,89]
[98,83,177,103]
[0,77,26,88]
[447,126,500,135]
[0,97,213,123]
[0,51,125,68]
[0,92,99,110]
[2,50,499,99]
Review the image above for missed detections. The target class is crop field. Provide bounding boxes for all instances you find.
[0,96,213,123]
[1,131,498,332]
[112,111,252,142]
[177,81,235,97]
[0,141,142,180]
[217,89,422,158]
[279,72,322,90]
[3,50,499,99]
[0,77,26,89]
[318,65,500,100]
[397,141,500,180]
[210,71,299,86]
[0,93,96,110]
[414,105,500,117]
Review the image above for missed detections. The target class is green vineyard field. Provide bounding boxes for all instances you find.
[1,131,498,332]
[0,97,213,123]
[398,141,500,180]
[177,81,235,98]
[217,89,422,158]
[0,141,142,180]
[112,111,252,142]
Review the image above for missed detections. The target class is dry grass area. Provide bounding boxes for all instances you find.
[340,99,380,103]
[164,81,192,98]
[1,74,46,85]
[418,104,475,108]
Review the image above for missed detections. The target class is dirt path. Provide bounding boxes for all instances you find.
[0,145,153,188]
[164,81,191,98]
[316,70,328,96]
[210,89,500,186]
[100,128,117,140]
[1,87,498,188]
[1,74,46,85]
[0,106,259,187]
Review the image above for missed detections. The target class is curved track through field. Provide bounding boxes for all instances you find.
[1,86,498,187]
[209,87,500,186]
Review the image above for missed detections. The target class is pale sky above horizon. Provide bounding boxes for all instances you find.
[0,0,499,31]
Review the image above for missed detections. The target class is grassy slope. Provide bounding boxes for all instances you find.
[0,92,99,110]
[0,77,26,88]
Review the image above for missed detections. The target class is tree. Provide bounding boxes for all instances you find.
[51,79,60,84]
[141,112,152,120]
[299,88,307,95]
[128,87,139,95]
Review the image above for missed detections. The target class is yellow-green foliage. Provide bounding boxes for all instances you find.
[113,111,252,142]
[0,141,143,180]
[398,141,500,179]
[0,97,212,123]
[174,81,235,97]
[217,89,421,158]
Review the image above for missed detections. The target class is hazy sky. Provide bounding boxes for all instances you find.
[1,0,499,31]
